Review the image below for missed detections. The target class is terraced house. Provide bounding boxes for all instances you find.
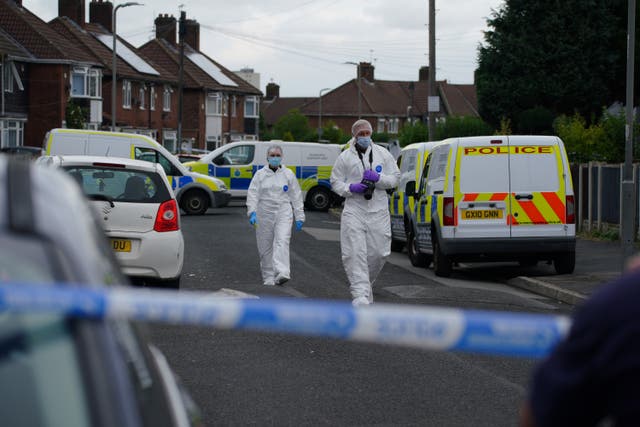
[0,0,262,152]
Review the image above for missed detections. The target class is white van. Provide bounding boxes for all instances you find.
[43,129,231,215]
[184,140,342,211]
[389,141,442,258]
[405,135,576,277]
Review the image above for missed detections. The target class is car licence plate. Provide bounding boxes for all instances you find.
[111,239,132,252]
[461,209,503,220]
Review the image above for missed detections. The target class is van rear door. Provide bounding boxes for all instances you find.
[507,136,569,238]
[48,131,88,155]
[454,137,511,239]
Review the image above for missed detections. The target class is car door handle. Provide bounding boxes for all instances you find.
[515,194,533,200]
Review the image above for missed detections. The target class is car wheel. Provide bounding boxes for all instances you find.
[554,251,575,274]
[408,231,429,267]
[306,187,331,211]
[433,238,452,277]
[181,190,208,215]
[391,239,404,253]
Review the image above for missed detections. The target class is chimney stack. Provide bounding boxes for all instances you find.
[155,14,177,44]
[89,0,113,31]
[59,0,86,25]
[419,66,429,81]
[266,82,280,100]
[358,62,374,82]
[184,18,200,50]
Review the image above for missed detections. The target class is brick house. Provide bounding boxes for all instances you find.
[140,14,262,151]
[261,62,479,139]
[0,0,103,148]
[50,0,180,149]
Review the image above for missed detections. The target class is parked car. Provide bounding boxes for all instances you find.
[38,155,184,288]
[0,154,202,426]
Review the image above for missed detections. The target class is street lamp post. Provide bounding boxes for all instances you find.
[318,87,330,142]
[112,2,143,131]
[344,62,361,119]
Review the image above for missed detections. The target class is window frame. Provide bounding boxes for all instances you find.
[122,80,132,109]
[244,96,259,118]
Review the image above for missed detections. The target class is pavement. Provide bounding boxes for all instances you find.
[506,237,627,306]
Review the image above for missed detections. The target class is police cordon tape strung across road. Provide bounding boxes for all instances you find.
[0,283,571,358]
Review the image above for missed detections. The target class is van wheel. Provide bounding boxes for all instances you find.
[554,251,575,274]
[433,238,452,277]
[391,239,404,253]
[181,190,208,215]
[306,187,331,211]
[408,231,429,267]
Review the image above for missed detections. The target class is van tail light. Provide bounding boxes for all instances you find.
[443,197,455,226]
[154,200,179,232]
[565,195,575,224]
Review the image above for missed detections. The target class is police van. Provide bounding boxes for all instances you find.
[183,140,342,211]
[389,141,442,258]
[43,128,231,215]
[404,135,576,277]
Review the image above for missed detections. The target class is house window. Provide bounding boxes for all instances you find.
[0,120,24,148]
[71,67,101,98]
[222,94,229,117]
[150,86,156,111]
[3,63,13,93]
[122,80,132,109]
[389,118,399,134]
[231,95,237,117]
[244,96,259,118]
[377,118,385,133]
[138,86,146,110]
[163,85,171,112]
[163,130,177,153]
[206,92,222,116]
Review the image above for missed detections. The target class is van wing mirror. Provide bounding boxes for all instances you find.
[405,181,416,197]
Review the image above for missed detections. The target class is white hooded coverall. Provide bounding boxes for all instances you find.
[330,140,400,303]
[246,165,305,285]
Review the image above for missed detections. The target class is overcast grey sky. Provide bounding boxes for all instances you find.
[23,0,505,97]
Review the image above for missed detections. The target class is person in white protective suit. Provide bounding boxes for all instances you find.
[247,145,305,286]
[330,119,400,306]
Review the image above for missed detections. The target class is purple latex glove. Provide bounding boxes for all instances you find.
[349,182,368,193]
[363,169,380,183]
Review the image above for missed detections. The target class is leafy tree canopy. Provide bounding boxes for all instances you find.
[476,0,636,129]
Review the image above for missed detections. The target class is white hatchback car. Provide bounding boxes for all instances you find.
[38,155,184,288]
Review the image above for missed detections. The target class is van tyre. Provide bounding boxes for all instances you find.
[554,251,575,274]
[391,239,404,252]
[433,238,452,277]
[306,187,331,211]
[181,190,208,215]
[408,231,429,267]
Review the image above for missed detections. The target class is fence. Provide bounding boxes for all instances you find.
[571,162,639,235]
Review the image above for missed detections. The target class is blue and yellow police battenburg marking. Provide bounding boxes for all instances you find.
[0,283,570,358]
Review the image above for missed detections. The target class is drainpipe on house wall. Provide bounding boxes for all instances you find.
[1,56,5,116]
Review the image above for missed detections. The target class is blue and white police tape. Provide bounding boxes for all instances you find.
[0,282,571,358]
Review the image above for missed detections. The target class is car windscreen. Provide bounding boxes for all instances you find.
[63,166,171,203]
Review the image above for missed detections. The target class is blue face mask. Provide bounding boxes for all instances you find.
[356,136,371,149]
[268,156,282,167]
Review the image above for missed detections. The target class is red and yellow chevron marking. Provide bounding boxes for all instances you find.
[461,193,508,202]
[510,192,565,225]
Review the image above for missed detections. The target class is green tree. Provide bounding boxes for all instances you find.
[476,0,626,130]
[273,109,312,141]
[435,116,493,139]
[65,100,86,129]
[398,121,428,147]
[320,120,346,144]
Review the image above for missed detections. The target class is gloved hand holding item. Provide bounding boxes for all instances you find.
[349,182,368,194]
[249,211,257,225]
[295,220,304,231]
[363,169,380,183]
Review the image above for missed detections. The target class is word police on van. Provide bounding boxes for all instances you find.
[183,140,342,211]
[402,135,576,277]
[43,129,230,215]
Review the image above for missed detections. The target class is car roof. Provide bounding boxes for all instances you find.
[40,154,160,170]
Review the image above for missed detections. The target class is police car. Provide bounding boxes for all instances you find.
[0,155,202,426]
[38,155,184,288]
